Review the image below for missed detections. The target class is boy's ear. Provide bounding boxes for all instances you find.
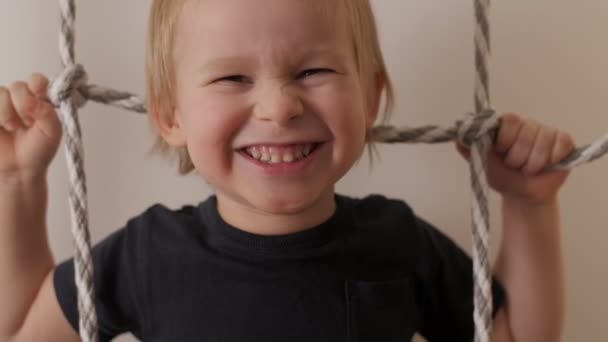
[366,71,385,128]
[150,105,187,147]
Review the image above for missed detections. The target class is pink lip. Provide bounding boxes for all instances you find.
[237,142,325,176]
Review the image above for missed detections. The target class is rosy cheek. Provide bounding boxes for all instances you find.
[206,101,248,141]
[187,96,248,165]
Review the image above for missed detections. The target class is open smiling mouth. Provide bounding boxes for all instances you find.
[239,142,323,165]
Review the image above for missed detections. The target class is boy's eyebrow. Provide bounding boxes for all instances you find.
[197,48,349,74]
[198,56,251,74]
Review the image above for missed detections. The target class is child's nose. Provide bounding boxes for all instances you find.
[253,82,304,126]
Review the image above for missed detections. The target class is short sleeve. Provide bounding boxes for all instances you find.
[53,225,144,341]
[413,216,506,341]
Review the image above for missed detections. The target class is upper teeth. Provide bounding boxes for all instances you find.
[245,143,315,164]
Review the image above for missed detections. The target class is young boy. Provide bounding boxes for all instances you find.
[0,0,574,341]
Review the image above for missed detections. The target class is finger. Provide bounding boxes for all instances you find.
[9,81,37,128]
[521,127,556,175]
[551,130,576,164]
[27,73,49,99]
[0,86,20,132]
[495,112,523,154]
[504,120,540,169]
[32,99,62,140]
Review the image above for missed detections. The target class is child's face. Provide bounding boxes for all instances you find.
[168,0,378,226]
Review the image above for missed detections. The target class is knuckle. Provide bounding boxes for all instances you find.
[30,72,47,82]
[539,127,556,148]
[544,122,557,131]
[29,72,49,92]
[527,118,540,129]
[559,131,575,148]
[499,113,521,134]
[9,80,26,92]
[501,112,521,125]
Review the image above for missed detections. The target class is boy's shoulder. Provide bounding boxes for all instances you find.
[340,193,459,261]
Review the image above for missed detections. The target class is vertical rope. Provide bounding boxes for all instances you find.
[58,0,98,341]
[472,0,492,341]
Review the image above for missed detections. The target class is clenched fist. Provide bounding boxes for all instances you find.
[456,112,576,204]
[0,73,62,181]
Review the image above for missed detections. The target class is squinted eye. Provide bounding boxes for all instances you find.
[298,68,333,79]
[215,75,248,83]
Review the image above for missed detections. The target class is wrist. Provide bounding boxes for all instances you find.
[501,195,561,237]
[502,194,559,210]
[0,174,48,201]
[0,171,47,189]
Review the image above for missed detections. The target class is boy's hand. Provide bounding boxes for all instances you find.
[0,73,63,181]
[456,112,576,205]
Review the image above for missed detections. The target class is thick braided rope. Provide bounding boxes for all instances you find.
[44,2,608,342]
[371,116,608,171]
[55,1,97,341]
[471,0,492,340]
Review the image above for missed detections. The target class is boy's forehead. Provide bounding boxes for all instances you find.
[179,0,342,20]
[174,0,349,55]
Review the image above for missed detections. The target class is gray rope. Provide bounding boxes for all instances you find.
[372,115,608,172]
[471,0,492,340]
[48,64,147,114]
[45,1,608,341]
[54,1,96,341]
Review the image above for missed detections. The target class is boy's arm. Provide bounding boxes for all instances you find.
[455,112,572,342]
[0,74,78,341]
[0,177,52,338]
[12,270,81,342]
[0,177,79,342]
[491,196,564,342]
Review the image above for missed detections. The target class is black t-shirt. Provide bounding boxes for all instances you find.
[54,194,505,341]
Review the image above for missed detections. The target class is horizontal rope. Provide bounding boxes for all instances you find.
[45,69,607,173]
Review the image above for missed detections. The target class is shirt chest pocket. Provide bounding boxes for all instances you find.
[345,278,418,342]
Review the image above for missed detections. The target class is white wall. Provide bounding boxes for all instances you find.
[1,1,606,341]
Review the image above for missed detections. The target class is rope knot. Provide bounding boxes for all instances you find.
[49,63,88,109]
[456,109,500,146]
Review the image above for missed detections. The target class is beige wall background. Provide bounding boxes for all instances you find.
[1,1,607,341]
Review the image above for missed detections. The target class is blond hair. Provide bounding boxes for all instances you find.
[145,0,394,174]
